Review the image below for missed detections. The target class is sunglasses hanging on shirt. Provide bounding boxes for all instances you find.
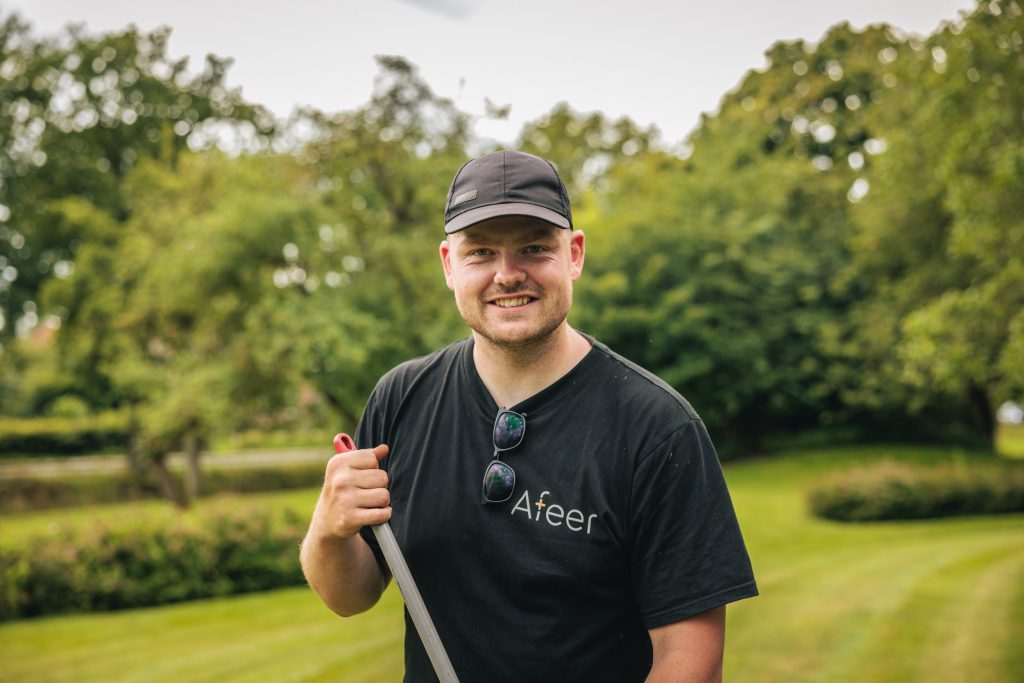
[482,408,526,504]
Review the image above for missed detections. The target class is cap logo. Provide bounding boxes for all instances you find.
[451,189,477,207]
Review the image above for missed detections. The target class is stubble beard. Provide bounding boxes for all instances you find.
[458,289,573,357]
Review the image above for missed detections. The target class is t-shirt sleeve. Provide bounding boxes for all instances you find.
[629,418,758,629]
[354,387,391,579]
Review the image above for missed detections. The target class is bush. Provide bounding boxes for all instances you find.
[0,462,326,513]
[807,459,1024,522]
[0,502,308,621]
[0,412,131,457]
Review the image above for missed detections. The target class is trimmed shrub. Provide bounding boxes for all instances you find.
[0,502,307,621]
[807,459,1024,522]
[0,412,131,457]
[0,462,326,513]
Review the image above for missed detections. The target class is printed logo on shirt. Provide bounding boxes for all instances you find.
[509,489,598,535]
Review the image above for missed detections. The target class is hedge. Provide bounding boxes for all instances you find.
[807,459,1024,522]
[0,502,308,621]
[0,462,327,513]
[0,412,131,457]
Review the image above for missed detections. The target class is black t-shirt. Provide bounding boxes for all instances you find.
[356,335,757,682]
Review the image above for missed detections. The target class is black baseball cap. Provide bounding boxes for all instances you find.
[443,150,572,234]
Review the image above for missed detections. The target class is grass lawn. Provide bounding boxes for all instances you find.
[1,444,1022,682]
[998,422,1024,459]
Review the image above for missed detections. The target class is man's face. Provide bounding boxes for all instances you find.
[439,216,585,349]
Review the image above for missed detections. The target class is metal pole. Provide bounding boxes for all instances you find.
[335,434,460,683]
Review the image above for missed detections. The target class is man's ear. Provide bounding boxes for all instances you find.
[439,239,454,290]
[569,230,585,282]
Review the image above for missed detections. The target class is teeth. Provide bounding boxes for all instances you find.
[495,296,530,308]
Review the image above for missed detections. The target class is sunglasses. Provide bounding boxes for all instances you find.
[481,409,526,504]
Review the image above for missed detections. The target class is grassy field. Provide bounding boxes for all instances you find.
[999,422,1024,459]
[1,443,1022,682]
[724,446,1024,683]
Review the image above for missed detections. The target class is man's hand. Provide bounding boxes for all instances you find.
[300,444,391,617]
[311,444,392,539]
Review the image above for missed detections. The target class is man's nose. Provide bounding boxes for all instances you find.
[493,253,526,287]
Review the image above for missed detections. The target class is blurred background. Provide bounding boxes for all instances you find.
[1,0,1022,681]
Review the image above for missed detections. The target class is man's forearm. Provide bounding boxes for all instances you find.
[646,652,722,683]
[646,606,726,683]
[300,522,389,617]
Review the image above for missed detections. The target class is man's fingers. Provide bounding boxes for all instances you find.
[325,462,387,491]
[318,443,392,537]
[333,448,385,471]
[354,506,392,527]
[328,444,388,472]
[327,506,392,538]
[351,468,388,490]
[352,487,390,509]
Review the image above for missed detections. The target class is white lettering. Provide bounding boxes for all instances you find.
[535,491,550,521]
[509,487,599,536]
[511,490,532,520]
[565,508,584,531]
[545,504,565,526]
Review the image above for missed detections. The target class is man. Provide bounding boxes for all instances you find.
[300,150,758,682]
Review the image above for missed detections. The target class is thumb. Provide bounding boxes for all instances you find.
[371,444,390,462]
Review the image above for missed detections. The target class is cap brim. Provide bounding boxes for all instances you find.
[444,202,571,234]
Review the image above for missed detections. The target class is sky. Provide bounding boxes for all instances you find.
[3,0,976,146]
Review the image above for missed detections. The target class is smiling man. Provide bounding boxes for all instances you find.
[301,150,758,682]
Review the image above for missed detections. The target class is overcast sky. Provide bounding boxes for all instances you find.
[3,0,976,145]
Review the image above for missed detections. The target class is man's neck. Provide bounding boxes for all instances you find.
[472,324,592,409]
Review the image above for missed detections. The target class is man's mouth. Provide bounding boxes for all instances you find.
[492,296,533,308]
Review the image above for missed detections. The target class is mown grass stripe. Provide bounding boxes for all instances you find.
[723,451,1024,683]
[876,543,1024,683]
[820,538,1024,683]
[938,546,1024,683]
[1005,554,1024,678]
[727,537,971,682]
[0,587,406,683]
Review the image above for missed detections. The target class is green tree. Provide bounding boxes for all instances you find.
[0,12,272,346]
[849,0,1024,447]
[280,56,469,427]
[574,23,905,448]
[517,102,660,200]
[44,151,324,504]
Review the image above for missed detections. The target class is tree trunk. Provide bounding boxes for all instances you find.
[124,415,149,493]
[151,453,189,509]
[184,433,203,502]
[125,440,149,493]
[965,380,996,452]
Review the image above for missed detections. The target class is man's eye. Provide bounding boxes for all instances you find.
[470,248,491,257]
[524,245,546,254]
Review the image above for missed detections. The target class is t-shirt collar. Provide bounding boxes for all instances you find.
[460,335,600,419]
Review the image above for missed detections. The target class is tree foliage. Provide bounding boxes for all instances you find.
[2,0,1021,472]
[0,12,272,341]
[274,56,469,425]
[847,0,1024,445]
[571,2,1023,449]
[575,23,897,446]
[41,152,324,504]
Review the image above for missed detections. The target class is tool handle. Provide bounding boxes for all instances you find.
[333,433,460,683]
